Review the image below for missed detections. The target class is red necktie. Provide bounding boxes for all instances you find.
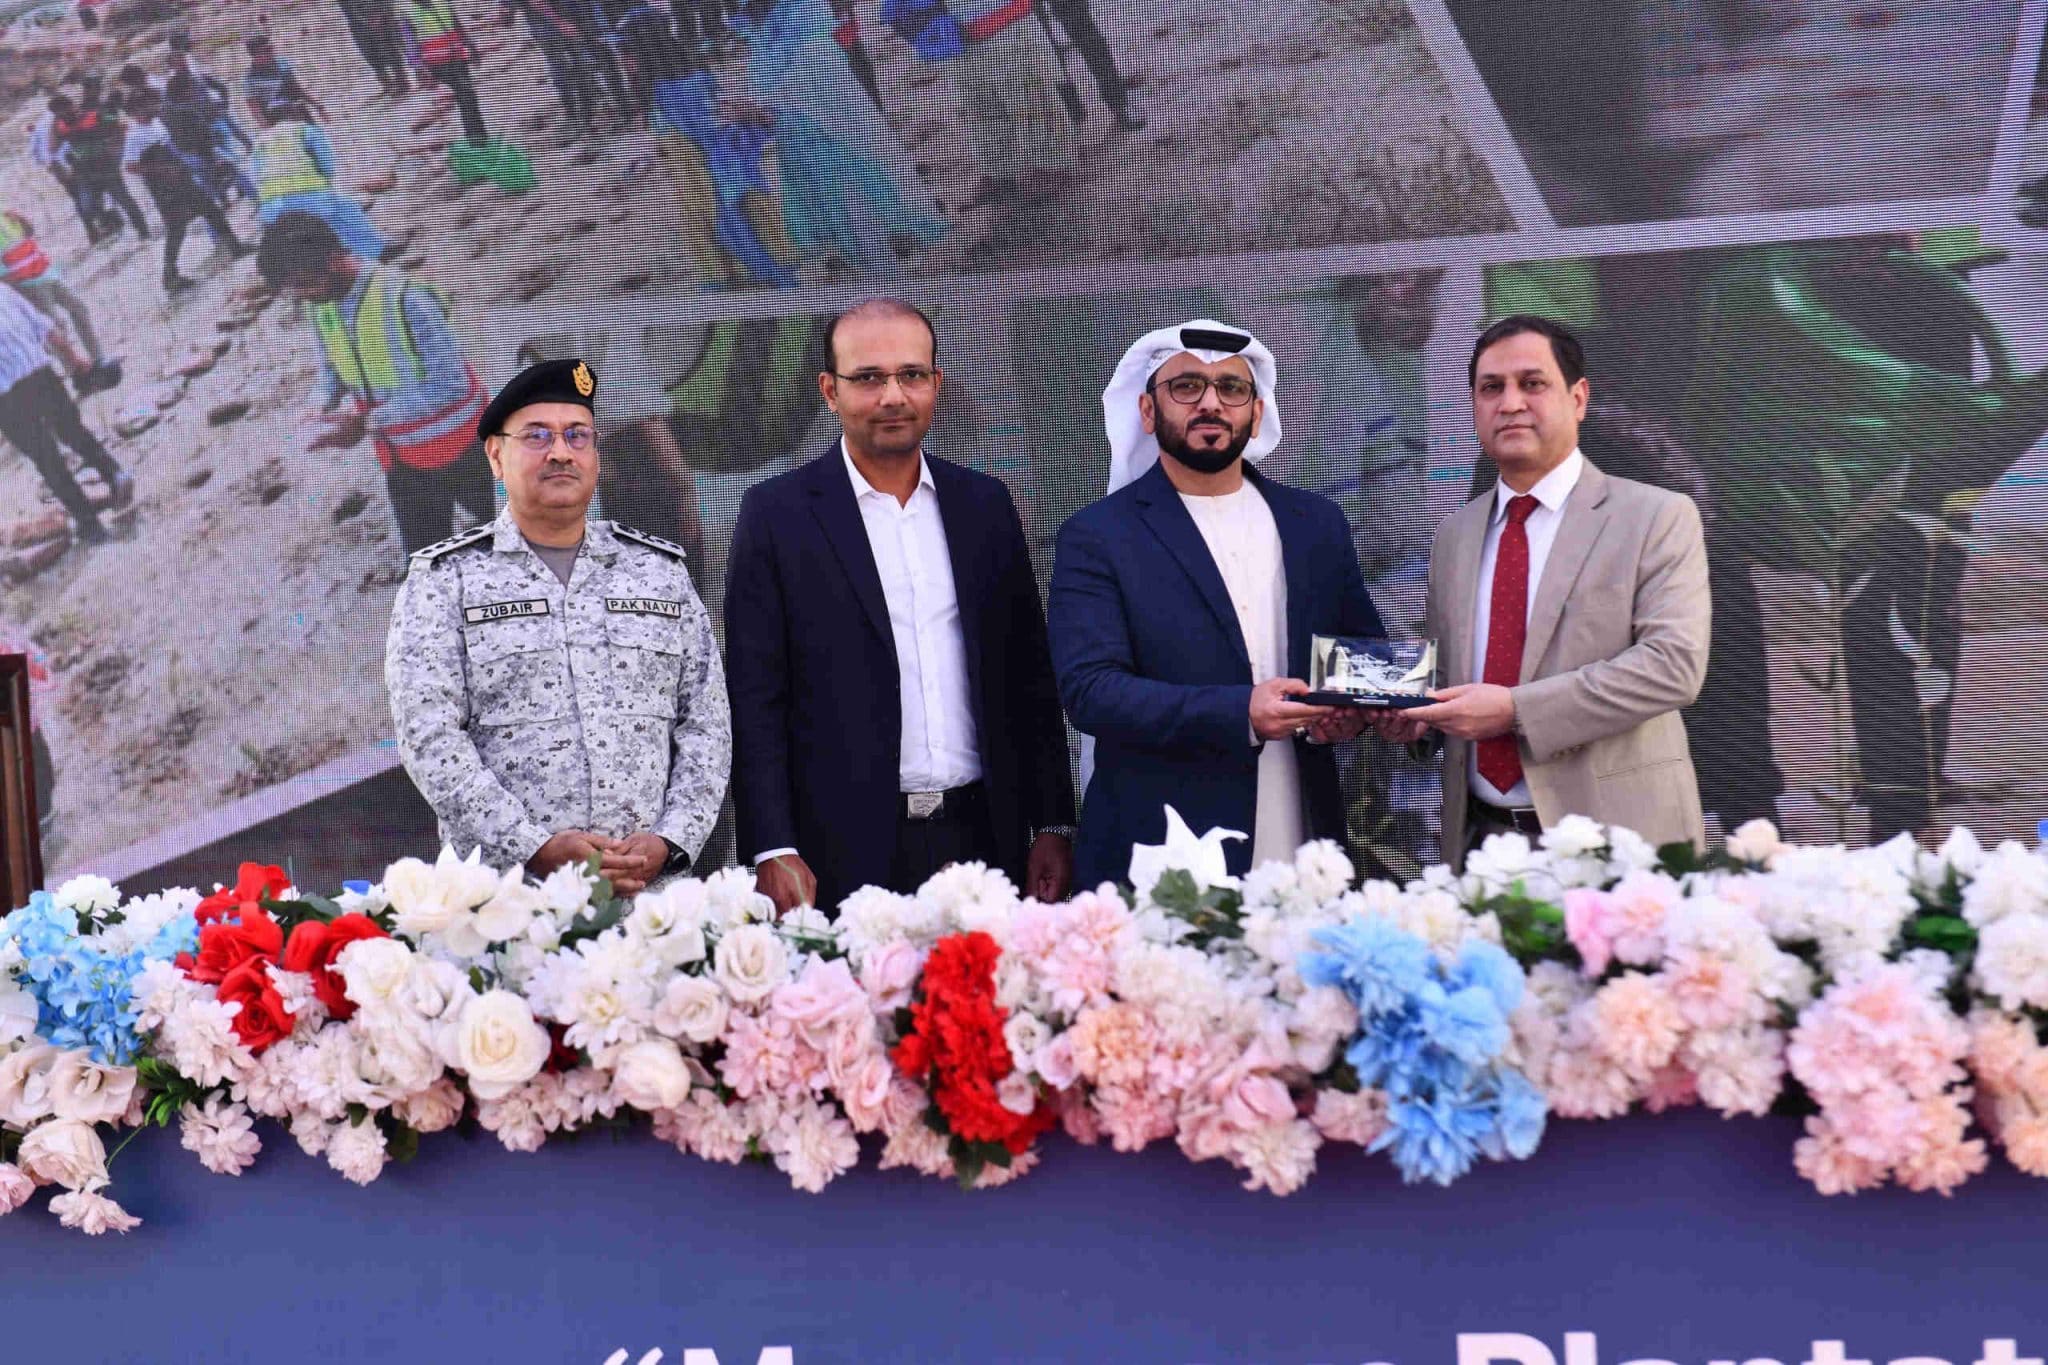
[1478,495,1538,793]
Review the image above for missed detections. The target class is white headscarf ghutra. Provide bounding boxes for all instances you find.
[1100,319,1282,494]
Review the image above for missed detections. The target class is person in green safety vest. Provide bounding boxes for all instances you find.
[400,0,491,147]
[249,101,388,261]
[257,211,495,555]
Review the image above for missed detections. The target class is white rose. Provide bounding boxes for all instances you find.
[384,856,462,936]
[48,1053,137,1125]
[713,924,789,1004]
[336,938,417,1012]
[473,870,541,945]
[0,980,36,1046]
[1293,840,1355,903]
[610,1038,694,1112]
[406,958,472,1022]
[627,890,709,968]
[17,1118,109,1190]
[653,976,729,1044]
[438,990,550,1101]
[0,1042,60,1126]
[1002,1012,1052,1072]
[1725,818,1786,865]
[1541,814,1610,859]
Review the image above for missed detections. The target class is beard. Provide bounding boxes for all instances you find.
[1156,410,1252,475]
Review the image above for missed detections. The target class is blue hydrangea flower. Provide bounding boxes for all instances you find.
[1481,1070,1549,1162]
[1412,978,1510,1069]
[4,891,161,1065]
[1372,1089,1497,1186]
[1302,916,1432,1018]
[1449,939,1524,1016]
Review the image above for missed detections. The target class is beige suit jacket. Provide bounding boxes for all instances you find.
[1426,460,1711,866]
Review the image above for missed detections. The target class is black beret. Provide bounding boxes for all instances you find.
[477,358,596,441]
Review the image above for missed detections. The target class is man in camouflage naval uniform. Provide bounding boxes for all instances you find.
[386,358,730,895]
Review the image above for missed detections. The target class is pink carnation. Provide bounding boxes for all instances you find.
[1563,888,1617,977]
[1094,1085,1177,1152]
[1057,1086,1101,1145]
[1590,974,1684,1078]
[720,1010,827,1100]
[1605,873,1678,967]
[1793,1118,1887,1195]
[1664,949,1758,1031]
[1640,1063,1699,1113]
[1310,1089,1388,1146]
[1068,1004,1157,1090]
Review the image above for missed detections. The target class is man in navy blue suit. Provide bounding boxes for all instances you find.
[1048,320,1384,887]
[724,299,1076,915]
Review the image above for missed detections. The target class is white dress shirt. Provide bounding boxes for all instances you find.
[1180,481,1303,868]
[754,445,981,864]
[1467,448,1584,808]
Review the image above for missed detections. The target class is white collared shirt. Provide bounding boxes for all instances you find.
[1179,480,1303,868]
[754,446,983,865]
[1468,448,1584,808]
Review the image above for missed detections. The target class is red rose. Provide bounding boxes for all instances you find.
[281,914,388,1020]
[216,958,295,1052]
[195,863,291,926]
[182,906,284,985]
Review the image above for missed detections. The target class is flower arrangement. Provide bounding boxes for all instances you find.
[3,809,2047,1234]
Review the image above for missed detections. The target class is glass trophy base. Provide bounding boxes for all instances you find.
[1288,690,1436,709]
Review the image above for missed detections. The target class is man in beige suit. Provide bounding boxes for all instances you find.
[1387,315,1711,866]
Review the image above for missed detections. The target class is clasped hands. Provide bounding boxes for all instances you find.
[1250,678,1518,746]
[529,829,670,897]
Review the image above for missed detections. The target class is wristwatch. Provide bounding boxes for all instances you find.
[660,837,689,874]
[1032,825,1077,842]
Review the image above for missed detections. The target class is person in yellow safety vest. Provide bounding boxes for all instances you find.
[257,211,494,554]
[250,101,388,261]
[0,208,117,386]
[400,0,492,147]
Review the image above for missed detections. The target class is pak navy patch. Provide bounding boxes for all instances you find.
[605,597,683,618]
[464,599,551,624]
[612,523,687,559]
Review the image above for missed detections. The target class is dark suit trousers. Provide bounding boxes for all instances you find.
[887,788,999,896]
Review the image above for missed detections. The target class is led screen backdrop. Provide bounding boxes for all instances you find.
[0,0,2042,892]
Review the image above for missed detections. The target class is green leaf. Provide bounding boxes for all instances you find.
[383,1120,421,1165]
[1906,913,1975,956]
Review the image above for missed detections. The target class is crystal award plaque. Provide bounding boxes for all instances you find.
[1292,636,1437,708]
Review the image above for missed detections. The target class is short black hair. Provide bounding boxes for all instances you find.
[257,211,347,288]
[1468,313,1587,389]
[823,297,938,374]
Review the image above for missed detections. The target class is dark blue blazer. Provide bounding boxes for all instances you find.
[724,446,1075,912]
[1047,461,1385,887]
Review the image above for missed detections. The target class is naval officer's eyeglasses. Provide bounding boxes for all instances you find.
[500,424,596,454]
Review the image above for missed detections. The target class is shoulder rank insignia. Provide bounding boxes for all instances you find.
[611,523,688,560]
[409,524,493,565]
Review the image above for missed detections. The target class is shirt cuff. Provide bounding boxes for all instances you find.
[753,847,799,865]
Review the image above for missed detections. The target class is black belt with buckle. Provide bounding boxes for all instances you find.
[900,782,986,822]
[1474,802,1544,836]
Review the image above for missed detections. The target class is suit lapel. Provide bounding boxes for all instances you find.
[1439,495,1493,686]
[927,456,985,702]
[1251,468,1314,680]
[1133,462,1250,676]
[804,446,891,645]
[1522,461,1612,675]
